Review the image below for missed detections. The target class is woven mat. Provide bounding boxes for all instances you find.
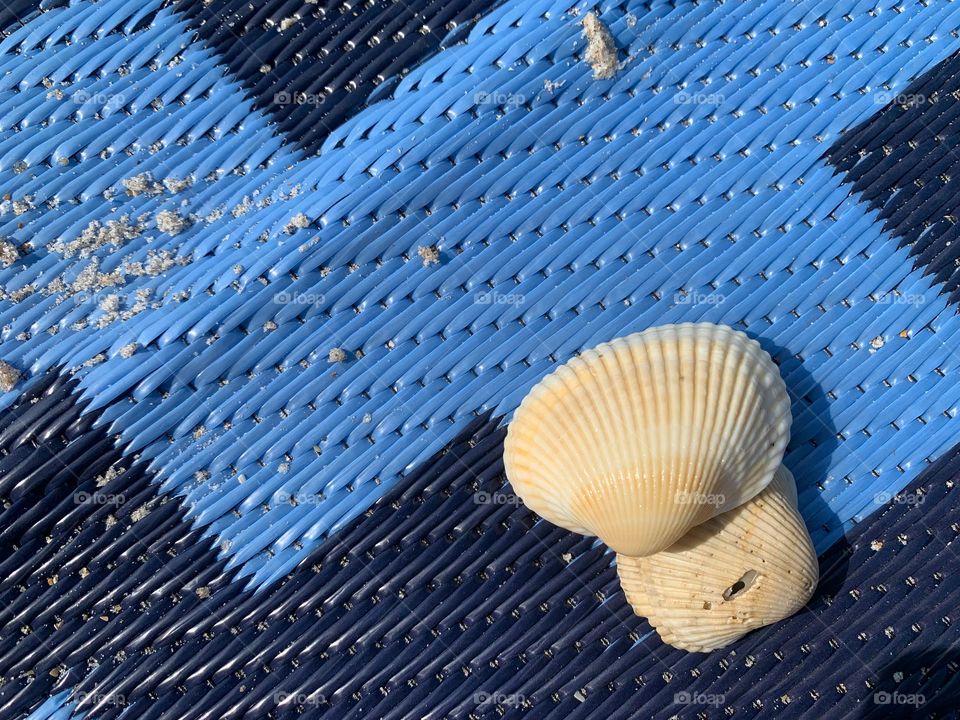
[2,0,960,718]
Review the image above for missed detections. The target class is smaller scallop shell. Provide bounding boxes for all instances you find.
[617,465,818,652]
[504,323,791,556]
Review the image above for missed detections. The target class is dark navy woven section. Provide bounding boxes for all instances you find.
[828,50,960,306]
[0,0,40,32]
[3,382,960,719]
[175,0,502,155]
[0,371,232,719]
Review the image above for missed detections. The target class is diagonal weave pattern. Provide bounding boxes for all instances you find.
[173,0,504,155]
[2,377,960,719]
[828,48,960,307]
[3,0,960,716]
[0,0,957,589]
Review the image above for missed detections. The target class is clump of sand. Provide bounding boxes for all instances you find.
[328,347,347,363]
[284,212,310,234]
[0,360,19,392]
[122,172,164,197]
[155,210,188,235]
[0,240,18,267]
[582,12,619,80]
[417,245,440,266]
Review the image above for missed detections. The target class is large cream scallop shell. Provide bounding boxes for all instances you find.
[503,323,791,556]
[616,465,818,652]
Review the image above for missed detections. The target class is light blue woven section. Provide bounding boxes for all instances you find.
[0,0,301,393]
[1,0,959,590]
[23,692,78,720]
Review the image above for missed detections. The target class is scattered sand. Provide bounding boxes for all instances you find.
[231,196,253,217]
[0,360,19,391]
[119,342,138,358]
[95,465,123,487]
[71,258,125,294]
[582,12,619,80]
[2,284,34,302]
[328,347,347,363]
[12,197,33,215]
[0,240,18,267]
[870,336,885,350]
[196,586,211,599]
[418,245,440,266]
[51,216,143,258]
[122,172,164,197]
[163,177,192,193]
[123,250,187,277]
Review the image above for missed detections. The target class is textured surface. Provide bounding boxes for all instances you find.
[829,48,960,307]
[3,383,960,719]
[173,0,504,155]
[3,0,960,717]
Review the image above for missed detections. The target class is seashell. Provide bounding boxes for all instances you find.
[503,323,791,556]
[616,464,818,652]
